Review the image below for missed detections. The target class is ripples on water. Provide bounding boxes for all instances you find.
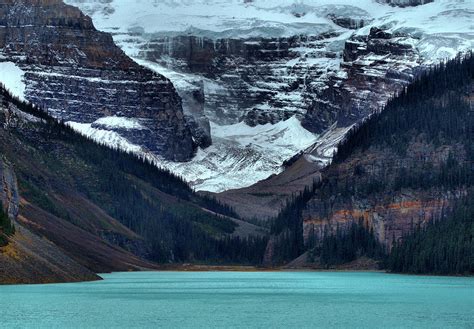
[1,271,473,328]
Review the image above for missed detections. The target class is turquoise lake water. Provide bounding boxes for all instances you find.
[0,271,473,328]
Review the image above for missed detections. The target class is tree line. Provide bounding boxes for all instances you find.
[0,84,265,264]
[267,52,474,273]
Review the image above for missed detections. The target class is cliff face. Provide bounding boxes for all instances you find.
[0,0,196,161]
[141,27,420,136]
[303,190,460,249]
[0,157,19,221]
[303,26,420,133]
[140,35,329,126]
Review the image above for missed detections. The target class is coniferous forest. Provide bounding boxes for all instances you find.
[316,221,386,268]
[1,51,472,273]
[0,85,268,265]
[267,52,474,274]
[387,194,474,275]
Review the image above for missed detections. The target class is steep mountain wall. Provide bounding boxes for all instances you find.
[142,26,420,133]
[63,0,473,191]
[0,0,196,161]
[140,34,335,126]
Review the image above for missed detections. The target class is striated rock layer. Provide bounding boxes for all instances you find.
[303,191,460,249]
[63,0,473,191]
[0,0,196,161]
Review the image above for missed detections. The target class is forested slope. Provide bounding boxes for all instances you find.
[0,84,267,283]
[266,53,473,274]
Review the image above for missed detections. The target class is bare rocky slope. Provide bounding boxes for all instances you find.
[0,0,197,161]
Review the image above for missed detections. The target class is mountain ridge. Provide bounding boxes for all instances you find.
[65,0,474,192]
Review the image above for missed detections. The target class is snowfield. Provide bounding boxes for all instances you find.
[93,116,147,130]
[161,116,318,192]
[0,61,26,101]
[35,1,474,191]
[67,121,144,153]
[70,116,319,192]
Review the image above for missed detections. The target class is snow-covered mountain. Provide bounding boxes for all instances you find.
[0,0,196,162]
[6,0,474,192]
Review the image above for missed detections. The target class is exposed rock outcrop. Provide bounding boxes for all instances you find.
[0,157,19,221]
[0,0,195,161]
[377,0,434,7]
[303,191,459,249]
[303,26,420,133]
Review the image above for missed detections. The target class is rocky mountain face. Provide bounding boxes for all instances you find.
[0,158,19,221]
[63,0,473,192]
[140,34,330,126]
[302,175,464,250]
[0,0,197,161]
[136,22,424,143]
[139,23,419,135]
[263,54,473,265]
[377,0,434,6]
[303,26,420,133]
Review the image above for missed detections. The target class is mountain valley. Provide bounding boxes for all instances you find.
[0,0,473,283]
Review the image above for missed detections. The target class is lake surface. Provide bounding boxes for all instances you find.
[1,271,473,328]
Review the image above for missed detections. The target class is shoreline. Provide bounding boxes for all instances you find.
[103,264,473,277]
[3,267,471,286]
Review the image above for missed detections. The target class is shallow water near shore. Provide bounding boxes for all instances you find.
[1,271,473,328]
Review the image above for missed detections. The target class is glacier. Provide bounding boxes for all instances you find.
[69,116,319,192]
[59,0,474,191]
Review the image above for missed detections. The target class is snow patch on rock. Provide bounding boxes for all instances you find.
[67,121,144,153]
[93,116,147,130]
[0,61,26,101]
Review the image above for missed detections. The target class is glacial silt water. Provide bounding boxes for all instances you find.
[0,271,472,328]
